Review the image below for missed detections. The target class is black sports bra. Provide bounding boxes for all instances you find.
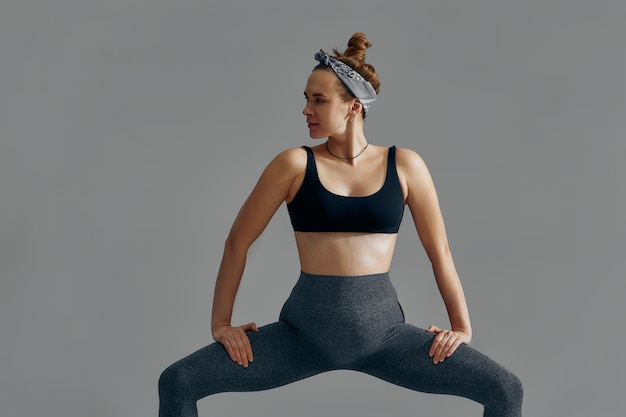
[287,146,405,233]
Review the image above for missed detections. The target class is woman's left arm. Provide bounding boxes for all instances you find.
[398,148,472,364]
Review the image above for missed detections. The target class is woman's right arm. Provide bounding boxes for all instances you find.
[210,147,306,367]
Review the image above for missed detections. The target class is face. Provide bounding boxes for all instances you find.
[302,70,355,139]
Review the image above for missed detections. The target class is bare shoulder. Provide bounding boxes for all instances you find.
[256,146,307,180]
[260,147,309,203]
[395,147,431,180]
[271,146,308,172]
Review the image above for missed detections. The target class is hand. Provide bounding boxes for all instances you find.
[427,325,471,364]
[212,322,259,368]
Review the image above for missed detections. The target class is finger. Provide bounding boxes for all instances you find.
[432,331,452,363]
[239,331,254,363]
[429,338,437,357]
[437,332,456,362]
[429,331,445,358]
[432,335,445,363]
[223,339,239,363]
[241,322,259,333]
[244,338,254,364]
[437,333,459,363]
[235,327,253,365]
[237,335,253,367]
[232,336,249,367]
[232,338,245,366]
[444,338,463,358]
[427,325,441,333]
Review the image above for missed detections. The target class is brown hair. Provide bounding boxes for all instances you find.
[314,32,380,117]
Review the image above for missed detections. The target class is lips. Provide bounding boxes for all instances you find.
[307,122,318,128]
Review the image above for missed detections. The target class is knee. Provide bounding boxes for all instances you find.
[492,369,524,412]
[158,363,194,401]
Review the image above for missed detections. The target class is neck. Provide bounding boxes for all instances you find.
[325,114,368,162]
[326,133,369,164]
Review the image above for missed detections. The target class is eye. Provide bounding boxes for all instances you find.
[304,95,324,104]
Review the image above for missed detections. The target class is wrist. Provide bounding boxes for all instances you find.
[211,321,231,334]
[452,328,472,339]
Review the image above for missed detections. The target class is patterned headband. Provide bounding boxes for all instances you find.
[314,50,377,116]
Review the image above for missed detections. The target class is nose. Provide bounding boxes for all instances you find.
[302,102,313,116]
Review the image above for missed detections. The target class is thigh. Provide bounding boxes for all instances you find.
[161,321,322,401]
[357,323,518,405]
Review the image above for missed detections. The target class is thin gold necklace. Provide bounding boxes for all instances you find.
[325,140,369,160]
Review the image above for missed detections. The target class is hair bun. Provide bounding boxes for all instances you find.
[325,32,380,100]
[343,32,371,63]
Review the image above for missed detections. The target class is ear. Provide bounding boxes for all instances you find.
[350,100,362,117]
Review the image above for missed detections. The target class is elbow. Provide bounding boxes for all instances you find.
[223,232,251,257]
[425,243,452,264]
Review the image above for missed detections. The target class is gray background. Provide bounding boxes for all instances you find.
[1,1,624,416]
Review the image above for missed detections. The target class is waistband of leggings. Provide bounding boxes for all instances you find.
[292,270,395,301]
[299,270,390,280]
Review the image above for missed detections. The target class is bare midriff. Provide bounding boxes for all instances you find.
[294,231,398,276]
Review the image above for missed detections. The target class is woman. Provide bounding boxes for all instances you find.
[159,32,523,417]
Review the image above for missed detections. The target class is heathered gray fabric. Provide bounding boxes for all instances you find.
[159,272,523,417]
[314,50,377,115]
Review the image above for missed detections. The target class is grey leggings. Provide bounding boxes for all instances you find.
[159,272,523,417]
